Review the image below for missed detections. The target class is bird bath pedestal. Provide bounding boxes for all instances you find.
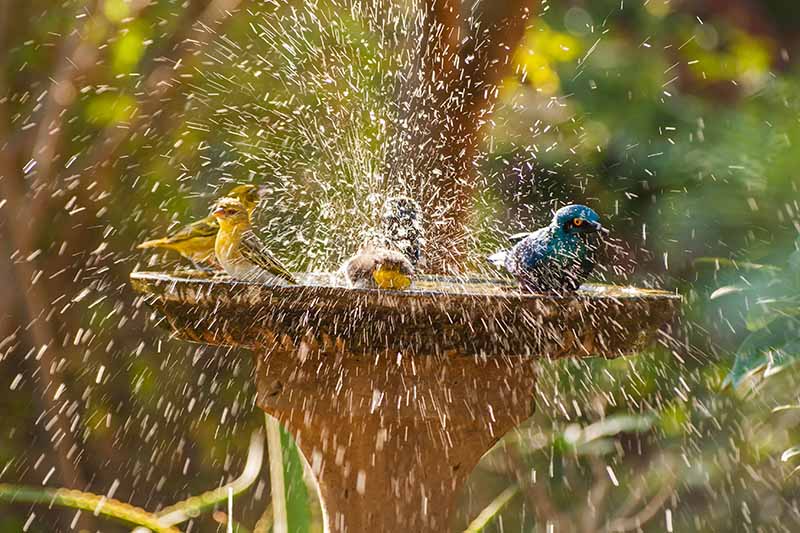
[130,271,679,532]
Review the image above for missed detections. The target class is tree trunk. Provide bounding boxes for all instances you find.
[387,0,535,273]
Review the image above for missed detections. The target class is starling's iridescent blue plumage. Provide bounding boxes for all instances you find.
[488,205,607,293]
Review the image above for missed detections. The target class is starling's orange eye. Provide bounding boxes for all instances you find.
[573,218,584,227]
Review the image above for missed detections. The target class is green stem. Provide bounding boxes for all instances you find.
[265,414,289,533]
[252,503,274,533]
[0,483,179,533]
[155,429,265,526]
[212,510,254,533]
[463,484,521,533]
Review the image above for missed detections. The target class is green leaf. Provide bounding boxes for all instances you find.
[725,334,800,388]
[745,300,800,332]
[85,93,137,126]
[781,446,800,462]
[772,404,800,413]
[265,416,312,533]
[112,24,148,74]
[154,431,264,526]
[0,484,180,532]
[659,403,690,437]
[464,485,520,532]
[710,285,745,300]
[562,414,654,455]
[574,438,616,456]
[723,329,779,388]
[694,257,782,272]
[763,339,800,378]
[280,426,312,533]
[580,414,653,442]
[788,239,800,273]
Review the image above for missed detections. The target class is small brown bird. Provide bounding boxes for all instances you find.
[137,184,264,268]
[342,245,415,290]
[212,197,297,284]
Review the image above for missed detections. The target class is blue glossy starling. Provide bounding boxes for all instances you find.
[488,204,607,293]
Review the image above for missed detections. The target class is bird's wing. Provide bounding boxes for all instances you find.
[489,228,548,270]
[562,249,596,292]
[166,216,218,241]
[507,231,533,245]
[487,250,508,268]
[515,228,554,269]
[580,252,596,278]
[240,231,297,284]
[138,216,218,248]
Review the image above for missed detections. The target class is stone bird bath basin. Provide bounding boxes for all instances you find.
[130,270,679,532]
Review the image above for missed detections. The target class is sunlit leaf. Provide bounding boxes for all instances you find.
[710,285,745,300]
[579,414,653,443]
[280,426,311,533]
[745,301,800,331]
[85,93,137,126]
[694,257,782,273]
[562,414,654,455]
[112,24,149,73]
[464,485,520,532]
[725,335,800,388]
[781,446,800,463]
[789,247,800,273]
[575,439,616,456]
[763,339,800,378]
[723,329,779,388]
[772,404,800,413]
[660,403,690,437]
[104,0,130,23]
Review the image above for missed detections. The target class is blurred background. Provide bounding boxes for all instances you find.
[2,0,800,531]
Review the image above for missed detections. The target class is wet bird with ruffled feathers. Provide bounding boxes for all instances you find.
[212,197,297,284]
[489,204,608,294]
[137,184,266,269]
[340,195,421,290]
[342,244,414,290]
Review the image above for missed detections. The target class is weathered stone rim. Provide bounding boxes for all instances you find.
[130,270,681,358]
[130,270,681,304]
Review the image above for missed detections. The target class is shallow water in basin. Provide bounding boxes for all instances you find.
[133,268,680,300]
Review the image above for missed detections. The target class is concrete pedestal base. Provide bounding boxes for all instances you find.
[130,271,679,532]
[255,343,536,531]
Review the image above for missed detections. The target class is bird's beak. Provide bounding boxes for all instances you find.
[590,221,609,235]
[212,207,225,218]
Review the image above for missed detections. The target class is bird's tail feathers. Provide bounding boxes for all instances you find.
[487,250,508,268]
[137,239,170,249]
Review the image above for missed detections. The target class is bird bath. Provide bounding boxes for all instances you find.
[130,270,679,532]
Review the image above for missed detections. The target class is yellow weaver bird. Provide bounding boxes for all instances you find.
[137,184,264,268]
[342,244,414,290]
[212,197,297,284]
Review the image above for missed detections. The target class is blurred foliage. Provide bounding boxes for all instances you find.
[2,0,800,531]
[702,242,800,388]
